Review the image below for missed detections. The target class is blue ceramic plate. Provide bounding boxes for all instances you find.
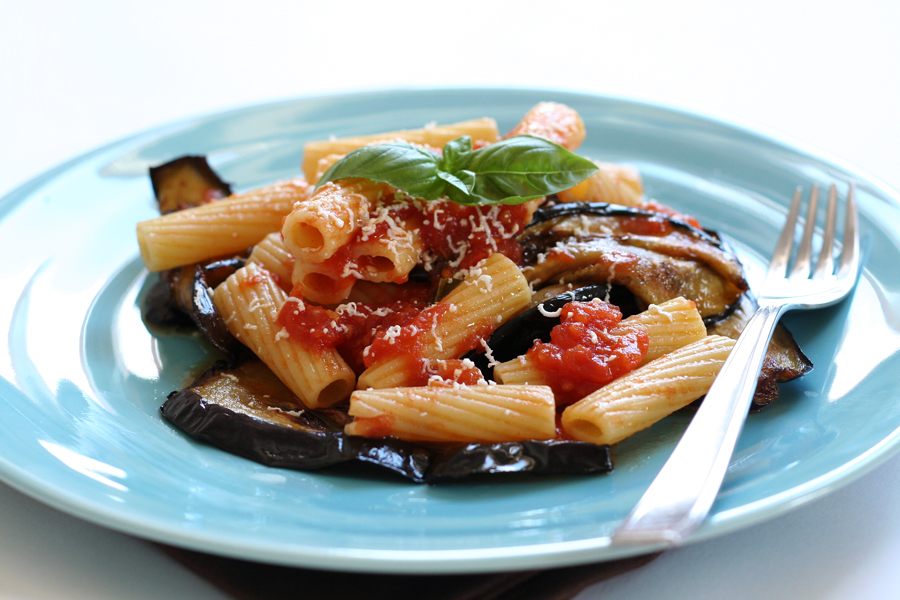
[1,89,898,574]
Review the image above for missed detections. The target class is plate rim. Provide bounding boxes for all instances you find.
[1,86,899,574]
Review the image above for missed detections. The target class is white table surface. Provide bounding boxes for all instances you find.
[2,1,898,598]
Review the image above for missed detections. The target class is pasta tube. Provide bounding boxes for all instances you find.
[350,225,423,283]
[346,281,415,305]
[506,102,586,150]
[561,335,735,445]
[281,180,381,263]
[345,385,556,442]
[290,260,355,305]
[247,232,294,291]
[302,118,500,181]
[494,297,707,385]
[557,162,643,207]
[358,253,531,389]
[213,262,355,408]
[136,179,308,271]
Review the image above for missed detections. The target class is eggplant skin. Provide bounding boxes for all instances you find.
[707,294,813,407]
[179,257,246,359]
[150,155,232,214]
[426,440,613,482]
[142,257,246,359]
[141,274,191,328]
[161,361,613,483]
[163,388,350,469]
[530,202,720,245]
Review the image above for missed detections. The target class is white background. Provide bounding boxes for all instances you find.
[1,1,899,598]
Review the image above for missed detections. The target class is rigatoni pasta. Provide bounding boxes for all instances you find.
[247,232,294,291]
[213,262,355,408]
[356,253,531,390]
[557,162,643,207]
[561,335,736,445]
[301,117,500,181]
[281,180,382,263]
[137,178,308,271]
[345,385,556,442]
[506,101,586,150]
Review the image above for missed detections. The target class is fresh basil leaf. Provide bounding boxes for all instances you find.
[456,169,476,187]
[459,191,545,206]
[317,142,445,200]
[436,170,472,197]
[440,136,472,173]
[316,134,596,207]
[460,135,597,204]
[445,186,480,205]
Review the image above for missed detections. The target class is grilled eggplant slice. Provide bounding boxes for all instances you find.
[142,156,243,356]
[162,361,613,483]
[519,202,809,405]
[163,360,355,469]
[141,275,191,328]
[142,257,246,358]
[708,294,813,406]
[172,257,246,358]
[150,155,232,214]
[520,204,747,320]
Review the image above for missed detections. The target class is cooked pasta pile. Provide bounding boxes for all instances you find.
[137,101,744,449]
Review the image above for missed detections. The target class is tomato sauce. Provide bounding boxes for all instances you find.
[276,298,424,371]
[363,303,451,366]
[528,300,648,405]
[619,215,673,236]
[239,270,269,288]
[418,201,529,271]
[641,200,702,229]
[420,359,485,386]
[348,414,394,438]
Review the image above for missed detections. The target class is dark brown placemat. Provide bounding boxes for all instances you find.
[161,545,659,600]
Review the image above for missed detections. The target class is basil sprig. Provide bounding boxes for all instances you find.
[316,135,597,206]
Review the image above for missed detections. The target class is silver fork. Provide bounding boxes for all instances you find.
[612,184,861,546]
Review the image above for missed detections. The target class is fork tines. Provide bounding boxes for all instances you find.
[770,183,858,280]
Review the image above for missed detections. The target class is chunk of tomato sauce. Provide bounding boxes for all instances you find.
[276,298,423,372]
[363,303,493,386]
[528,300,648,405]
[418,202,530,271]
[363,303,450,366]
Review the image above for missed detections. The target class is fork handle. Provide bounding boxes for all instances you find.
[611,303,786,546]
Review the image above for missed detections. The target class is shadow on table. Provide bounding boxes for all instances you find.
[160,546,658,600]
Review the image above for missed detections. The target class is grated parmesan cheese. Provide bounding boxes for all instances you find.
[284,296,306,311]
[537,303,562,318]
[247,297,263,313]
[647,303,676,322]
[382,325,402,345]
[480,338,500,368]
